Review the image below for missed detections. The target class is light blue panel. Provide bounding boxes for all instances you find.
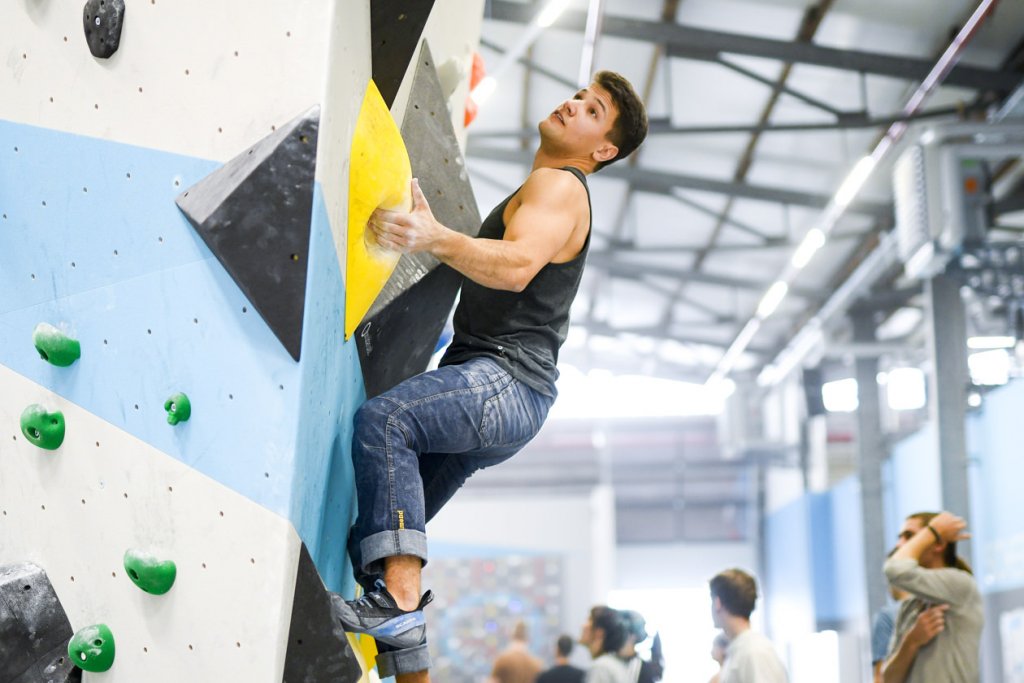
[0,120,216,313]
[829,476,867,622]
[809,492,837,623]
[966,411,989,585]
[882,457,898,547]
[764,496,815,638]
[969,380,1024,592]
[0,120,304,518]
[292,185,365,597]
[887,427,941,532]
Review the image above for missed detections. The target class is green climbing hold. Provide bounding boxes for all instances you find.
[68,623,115,672]
[164,392,191,425]
[123,549,177,595]
[32,323,81,367]
[20,404,66,450]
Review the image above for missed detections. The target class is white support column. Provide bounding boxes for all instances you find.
[851,310,887,622]
[924,273,971,550]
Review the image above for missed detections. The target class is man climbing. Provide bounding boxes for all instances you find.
[332,70,648,682]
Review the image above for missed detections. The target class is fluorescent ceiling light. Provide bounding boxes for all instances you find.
[968,349,1010,386]
[791,228,826,269]
[967,335,1015,350]
[886,367,926,411]
[822,377,859,412]
[833,156,877,210]
[537,0,572,27]
[710,318,762,384]
[756,281,789,318]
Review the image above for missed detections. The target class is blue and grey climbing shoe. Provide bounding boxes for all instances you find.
[331,579,433,649]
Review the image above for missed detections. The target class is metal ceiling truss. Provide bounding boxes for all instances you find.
[590,230,866,256]
[470,104,985,138]
[585,252,824,299]
[466,142,891,215]
[486,0,1021,91]
[669,190,775,242]
[715,55,849,118]
[583,320,768,354]
[479,36,578,89]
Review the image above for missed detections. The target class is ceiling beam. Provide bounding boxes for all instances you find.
[670,190,775,242]
[469,104,980,138]
[584,320,770,354]
[586,252,823,299]
[715,55,847,117]
[478,37,577,89]
[466,143,891,215]
[486,1,1021,91]
[589,231,864,256]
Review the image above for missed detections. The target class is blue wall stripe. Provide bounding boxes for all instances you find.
[0,119,363,591]
[295,185,365,595]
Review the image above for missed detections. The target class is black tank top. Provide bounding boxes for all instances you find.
[439,166,591,397]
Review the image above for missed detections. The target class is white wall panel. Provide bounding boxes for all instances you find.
[0,364,302,681]
[4,1,334,162]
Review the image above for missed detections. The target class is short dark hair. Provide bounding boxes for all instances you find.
[593,70,648,171]
[709,568,758,620]
[556,634,575,657]
[621,610,648,642]
[590,605,628,654]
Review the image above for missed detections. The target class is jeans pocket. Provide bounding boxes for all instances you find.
[480,380,549,449]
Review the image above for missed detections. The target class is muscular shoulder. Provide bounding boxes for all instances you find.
[520,167,587,206]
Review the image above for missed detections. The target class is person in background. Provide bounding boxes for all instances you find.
[537,634,586,683]
[872,583,910,683]
[871,547,912,683]
[580,605,630,683]
[492,620,544,683]
[708,631,728,683]
[618,610,661,683]
[709,568,788,683]
[881,511,983,683]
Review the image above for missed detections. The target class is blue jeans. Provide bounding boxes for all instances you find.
[346,356,554,675]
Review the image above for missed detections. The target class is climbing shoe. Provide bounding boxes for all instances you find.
[330,579,433,649]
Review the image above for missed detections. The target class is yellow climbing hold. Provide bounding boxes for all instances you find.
[345,79,412,339]
[346,632,379,681]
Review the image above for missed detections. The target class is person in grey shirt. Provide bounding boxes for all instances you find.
[882,511,983,683]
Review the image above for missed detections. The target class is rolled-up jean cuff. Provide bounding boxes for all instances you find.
[359,529,429,574]
[376,642,431,677]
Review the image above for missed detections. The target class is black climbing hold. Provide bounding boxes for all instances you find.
[176,107,319,361]
[83,0,125,59]
[357,41,481,397]
[357,263,462,398]
[366,41,480,321]
[371,1,436,109]
[0,563,80,683]
[282,544,362,682]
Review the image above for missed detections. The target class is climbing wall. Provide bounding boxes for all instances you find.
[0,0,483,680]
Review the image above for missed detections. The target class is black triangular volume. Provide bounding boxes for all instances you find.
[282,544,362,683]
[367,40,481,320]
[0,563,79,683]
[371,1,436,108]
[176,107,320,361]
[357,264,463,399]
